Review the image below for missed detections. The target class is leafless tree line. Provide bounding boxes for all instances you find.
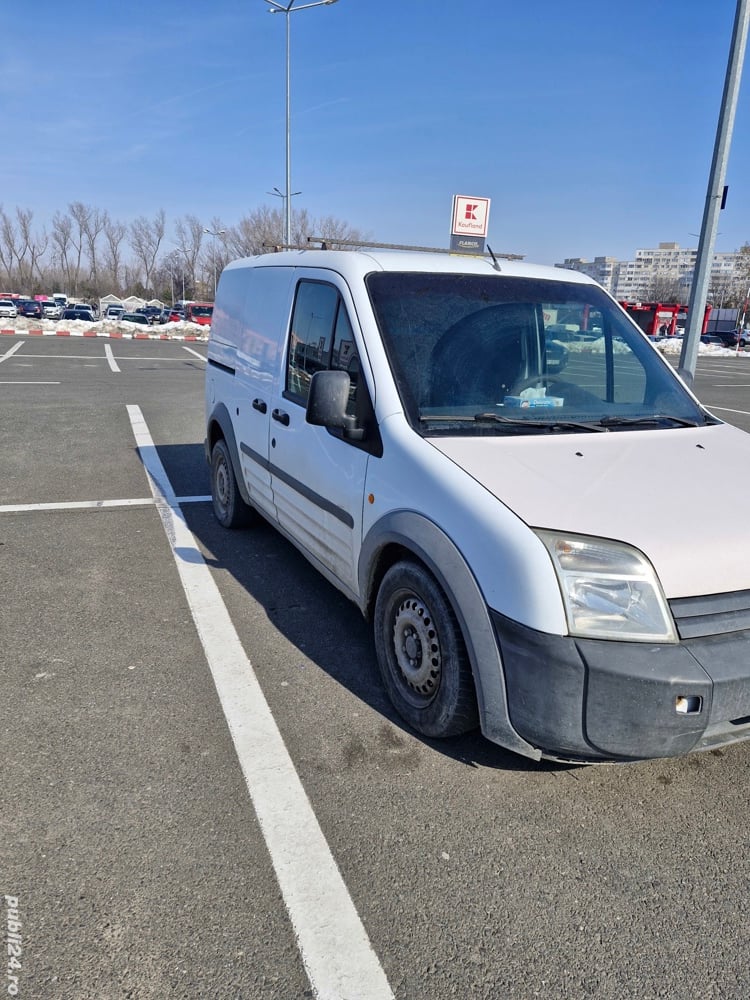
[0,202,367,302]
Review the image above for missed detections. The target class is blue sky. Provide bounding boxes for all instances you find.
[2,0,749,265]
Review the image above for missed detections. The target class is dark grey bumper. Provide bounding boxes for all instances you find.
[491,610,750,761]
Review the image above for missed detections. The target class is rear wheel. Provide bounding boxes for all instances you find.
[374,561,478,737]
[211,439,253,529]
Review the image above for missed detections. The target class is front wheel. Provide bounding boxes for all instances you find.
[373,561,478,738]
[211,439,253,529]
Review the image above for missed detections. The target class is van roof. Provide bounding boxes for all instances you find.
[224,248,596,286]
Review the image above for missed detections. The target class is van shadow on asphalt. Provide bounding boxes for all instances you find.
[155,442,571,775]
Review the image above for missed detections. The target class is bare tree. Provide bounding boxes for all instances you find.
[173,214,205,294]
[130,210,166,296]
[225,205,283,258]
[69,201,100,295]
[641,272,686,304]
[224,204,368,258]
[50,212,75,291]
[102,217,128,293]
[80,206,108,293]
[16,209,48,291]
[302,210,369,249]
[0,207,18,286]
[735,243,750,300]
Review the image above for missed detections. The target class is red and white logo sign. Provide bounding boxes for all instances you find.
[451,195,490,237]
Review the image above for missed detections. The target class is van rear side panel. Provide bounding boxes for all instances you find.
[208,262,295,518]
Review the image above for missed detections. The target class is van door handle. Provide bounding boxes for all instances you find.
[252,398,267,413]
[272,408,290,426]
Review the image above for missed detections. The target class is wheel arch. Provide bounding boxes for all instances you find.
[206,402,251,506]
[359,510,541,760]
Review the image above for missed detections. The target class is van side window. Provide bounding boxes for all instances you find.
[287,281,338,401]
[330,307,359,416]
[286,281,359,415]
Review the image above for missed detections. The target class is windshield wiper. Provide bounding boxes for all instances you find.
[596,414,704,429]
[473,413,608,432]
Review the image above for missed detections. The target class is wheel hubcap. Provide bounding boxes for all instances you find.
[392,595,441,697]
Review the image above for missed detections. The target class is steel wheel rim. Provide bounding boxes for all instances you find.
[215,455,230,513]
[391,592,442,703]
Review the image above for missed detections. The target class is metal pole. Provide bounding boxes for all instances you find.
[678,0,750,386]
[203,228,226,298]
[285,8,292,247]
[264,0,340,247]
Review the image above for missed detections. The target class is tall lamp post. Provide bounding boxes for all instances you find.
[268,186,301,243]
[173,245,191,301]
[262,0,340,248]
[203,227,226,298]
[678,0,749,385]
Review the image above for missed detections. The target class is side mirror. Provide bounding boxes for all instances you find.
[306,370,365,440]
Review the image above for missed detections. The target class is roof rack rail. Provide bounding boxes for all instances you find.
[306,236,524,261]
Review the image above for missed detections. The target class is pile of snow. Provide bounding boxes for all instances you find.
[560,335,747,358]
[0,316,208,339]
[655,338,744,357]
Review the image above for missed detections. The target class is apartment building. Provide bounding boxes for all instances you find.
[558,242,743,302]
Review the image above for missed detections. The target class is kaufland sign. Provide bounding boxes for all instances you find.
[450,195,490,253]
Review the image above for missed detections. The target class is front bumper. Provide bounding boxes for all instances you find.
[492,597,750,761]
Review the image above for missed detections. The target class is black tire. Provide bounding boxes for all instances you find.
[373,561,479,738]
[211,439,253,529]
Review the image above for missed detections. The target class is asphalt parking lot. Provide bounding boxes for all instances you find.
[1,335,750,1000]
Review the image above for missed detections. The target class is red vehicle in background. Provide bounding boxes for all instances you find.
[184,302,214,326]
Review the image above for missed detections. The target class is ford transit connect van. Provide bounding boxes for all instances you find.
[205,247,750,763]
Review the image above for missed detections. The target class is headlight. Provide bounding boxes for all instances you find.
[535,530,677,643]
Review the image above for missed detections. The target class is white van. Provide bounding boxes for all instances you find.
[205,248,750,763]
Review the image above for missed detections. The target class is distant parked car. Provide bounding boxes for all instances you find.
[0,299,19,318]
[17,299,44,319]
[703,331,740,348]
[165,307,185,322]
[184,302,213,326]
[40,300,63,319]
[103,305,125,320]
[120,312,150,326]
[61,306,95,322]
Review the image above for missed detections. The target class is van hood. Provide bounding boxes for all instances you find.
[430,423,750,599]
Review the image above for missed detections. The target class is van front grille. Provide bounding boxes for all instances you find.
[669,590,750,640]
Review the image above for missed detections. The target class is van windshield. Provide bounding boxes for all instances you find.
[365,272,712,435]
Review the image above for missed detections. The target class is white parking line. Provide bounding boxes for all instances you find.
[0,496,210,514]
[0,342,23,363]
[105,344,120,373]
[127,403,394,1000]
[707,405,750,417]
[182,345,206,361]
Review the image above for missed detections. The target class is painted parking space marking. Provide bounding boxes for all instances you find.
[0,496,210,514]
[706,405,750,417]
[182,346,206,361]
[127,403,395,1000]
[104,344,121,373]
[0,342,23,363]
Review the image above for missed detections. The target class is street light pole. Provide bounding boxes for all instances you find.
[203,228,226,298]
[174,245,190,301]
[263,0,340,247]
[678,0,750,385]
